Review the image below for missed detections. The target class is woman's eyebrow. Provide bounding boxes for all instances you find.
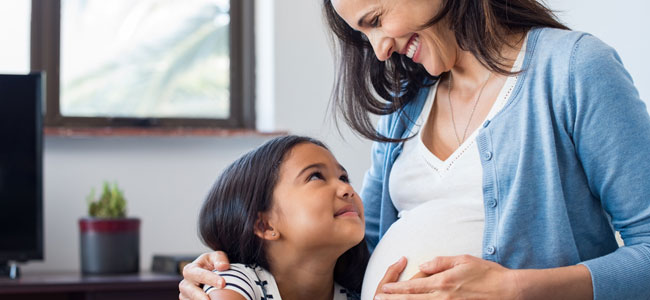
[357,11,374,27]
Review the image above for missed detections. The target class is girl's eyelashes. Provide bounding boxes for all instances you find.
[307,171,324,182]
[306,171,350,184]
[339,174,350,183]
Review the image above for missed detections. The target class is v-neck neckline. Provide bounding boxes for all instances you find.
[412,33,529,174]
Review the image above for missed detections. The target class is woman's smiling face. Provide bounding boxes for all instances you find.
[331,0,457,76]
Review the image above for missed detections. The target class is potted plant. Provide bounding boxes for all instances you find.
[79,182,140,274]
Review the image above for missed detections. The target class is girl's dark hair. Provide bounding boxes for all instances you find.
[323,0,569,142]
[199,135,369,292]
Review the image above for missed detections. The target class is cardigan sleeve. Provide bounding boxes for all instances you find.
[569,34,650,300]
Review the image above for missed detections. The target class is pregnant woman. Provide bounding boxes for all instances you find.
[180,0,650,299]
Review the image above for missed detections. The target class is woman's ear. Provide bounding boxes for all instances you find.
[254,212,280,241]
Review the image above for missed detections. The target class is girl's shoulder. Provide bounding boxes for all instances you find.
[206,264,360,300]
[204,264,277,300]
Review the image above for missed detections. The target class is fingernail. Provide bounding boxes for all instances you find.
[217,278,225,288]
[374,296,382,300]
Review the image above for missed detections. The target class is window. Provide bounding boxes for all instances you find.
[0,1,31,75]
[31,0,255,130]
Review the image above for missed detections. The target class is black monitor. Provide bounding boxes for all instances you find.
[0,73,44,278]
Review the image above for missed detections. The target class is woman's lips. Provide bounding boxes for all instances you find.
[404,33,421,62]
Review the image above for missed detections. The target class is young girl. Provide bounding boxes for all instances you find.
[198,135,369,300]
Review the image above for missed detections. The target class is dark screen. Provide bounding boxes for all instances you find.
[0,73,43,262]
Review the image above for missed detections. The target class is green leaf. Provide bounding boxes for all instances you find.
[86,181,128,218]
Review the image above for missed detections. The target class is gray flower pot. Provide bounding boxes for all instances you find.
[79,217,140,274]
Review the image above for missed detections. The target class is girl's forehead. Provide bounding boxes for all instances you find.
[280,143,341,174]
[285,143,335,165]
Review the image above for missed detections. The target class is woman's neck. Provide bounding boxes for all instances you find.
[266,245,342,300]
[450,32,527,89]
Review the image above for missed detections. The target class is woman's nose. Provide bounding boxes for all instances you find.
[368,30,395,61]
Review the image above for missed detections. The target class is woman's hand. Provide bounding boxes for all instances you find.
[178,251,231,300]
[373,257,407,298]
[374,255,521,300]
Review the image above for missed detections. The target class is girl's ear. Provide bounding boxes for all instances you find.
[254,212,280,241]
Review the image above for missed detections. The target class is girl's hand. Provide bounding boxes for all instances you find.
[178,251,231,300]
[375,255,521,300]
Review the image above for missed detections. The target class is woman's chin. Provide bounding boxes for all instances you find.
[421,61,444,77]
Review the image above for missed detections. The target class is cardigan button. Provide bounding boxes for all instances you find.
[483,151,493,161]
[487,198,497,208]
[483,120,491,128]
[486,246,496,255]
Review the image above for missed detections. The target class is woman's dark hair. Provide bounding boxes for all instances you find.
[199,135,369,292]
[323,0,569,142]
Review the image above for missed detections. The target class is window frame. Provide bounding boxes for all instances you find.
[30,0,256,130]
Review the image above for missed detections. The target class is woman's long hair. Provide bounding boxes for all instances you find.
[323,0,569,142]
[199,135,369,292]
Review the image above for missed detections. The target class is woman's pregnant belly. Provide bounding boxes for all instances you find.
[360,201,485,300]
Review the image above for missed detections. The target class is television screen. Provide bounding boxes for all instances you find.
[0,73,44,263]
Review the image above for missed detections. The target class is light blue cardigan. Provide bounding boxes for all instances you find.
[360,27,650,299]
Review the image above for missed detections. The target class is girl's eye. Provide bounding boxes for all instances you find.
[308,172,324,181]
[339,174,350,183]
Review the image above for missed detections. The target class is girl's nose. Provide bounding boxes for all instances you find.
[338,182,356,200]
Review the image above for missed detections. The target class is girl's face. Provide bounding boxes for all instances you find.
[331,0,457,76]
[267,142,365,252]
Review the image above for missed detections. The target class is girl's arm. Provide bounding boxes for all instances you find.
[207,289,247,300]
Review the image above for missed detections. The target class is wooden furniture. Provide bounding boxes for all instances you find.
[0,271,181,300]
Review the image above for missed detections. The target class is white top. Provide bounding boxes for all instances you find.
[360,35,528,300]
[204,263,355,300]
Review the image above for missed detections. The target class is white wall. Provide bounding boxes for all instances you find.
[545,0,650,107]
[21,0,649,273]
[22,0,371,273]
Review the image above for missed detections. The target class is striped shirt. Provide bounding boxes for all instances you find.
[203,263,357,300]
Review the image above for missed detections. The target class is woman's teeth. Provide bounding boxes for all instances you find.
[406,35,420,59]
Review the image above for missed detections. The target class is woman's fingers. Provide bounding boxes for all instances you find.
[182,261,225,288]
[178,279,211,300]
[178,251,232,299]
[193,251,230,271]
[381,255,474,294]
[381,255,519,299]
[205,251,231,271]
[374,257,407,296]
[383,257,408,283]
[409,271,429,280]
[418,255,467,275]
[374,292,438,300]
[381,276,441,294]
